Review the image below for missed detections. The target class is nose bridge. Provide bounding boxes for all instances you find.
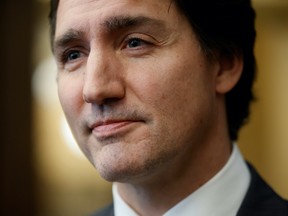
[83,48,124,104]
[85,49,109,85]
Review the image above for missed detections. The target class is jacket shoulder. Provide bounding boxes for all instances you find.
[237,163,288,216]
[91,203,114,216]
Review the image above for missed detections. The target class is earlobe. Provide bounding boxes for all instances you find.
[215,54,243,94]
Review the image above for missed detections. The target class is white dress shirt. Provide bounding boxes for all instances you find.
[113,144,251,216]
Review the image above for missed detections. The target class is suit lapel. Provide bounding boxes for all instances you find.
[237,163,288,216]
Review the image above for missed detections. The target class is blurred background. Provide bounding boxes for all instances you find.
[0,0,287,215]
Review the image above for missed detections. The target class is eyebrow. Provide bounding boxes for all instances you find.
[53,16,166,52]
[53,29,84,53]
[102,15,166,32]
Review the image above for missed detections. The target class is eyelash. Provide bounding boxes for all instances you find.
[126,32,158,48]
[125,37,150,49]
[60,49,82,64]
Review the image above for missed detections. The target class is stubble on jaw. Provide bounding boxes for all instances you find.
[91,125,182,183]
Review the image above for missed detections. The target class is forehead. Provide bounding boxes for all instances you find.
[55,0,180,37]
[57,0,172,14]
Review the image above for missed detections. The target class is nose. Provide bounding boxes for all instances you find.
[82,50,125,105]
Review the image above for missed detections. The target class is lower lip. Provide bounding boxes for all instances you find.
[92,121,138,138]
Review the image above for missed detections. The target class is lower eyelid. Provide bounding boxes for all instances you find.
[64,60,84,72]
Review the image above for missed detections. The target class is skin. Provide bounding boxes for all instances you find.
[54,0,243,215]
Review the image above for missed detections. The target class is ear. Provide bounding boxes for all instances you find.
[215,54,243,94]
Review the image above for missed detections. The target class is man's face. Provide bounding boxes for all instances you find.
[54,0,222,182]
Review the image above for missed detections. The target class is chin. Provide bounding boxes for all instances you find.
[96,165,144,183]
[94,156,161,183]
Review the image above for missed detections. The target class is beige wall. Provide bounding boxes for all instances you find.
[239,1,288,199]
[32,1,288,215]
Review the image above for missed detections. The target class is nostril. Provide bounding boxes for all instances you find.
[82,72,126,105]
[83,92,123,105]
[102,97,122,105]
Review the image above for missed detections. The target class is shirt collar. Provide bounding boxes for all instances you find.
[113,144,251,216]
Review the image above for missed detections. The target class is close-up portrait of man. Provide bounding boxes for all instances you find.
[47,0,288,215]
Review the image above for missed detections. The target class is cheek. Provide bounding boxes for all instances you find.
[128,55,216,141]
[57,76,84,121]
[128,57,211,111]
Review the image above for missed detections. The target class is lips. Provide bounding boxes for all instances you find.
[93,120,134,132]
[90,120,142,138]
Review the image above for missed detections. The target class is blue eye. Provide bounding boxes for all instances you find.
[67,50,81,61]
[127,38,145,48]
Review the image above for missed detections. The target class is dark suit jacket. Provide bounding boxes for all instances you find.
[92,165,288,216]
